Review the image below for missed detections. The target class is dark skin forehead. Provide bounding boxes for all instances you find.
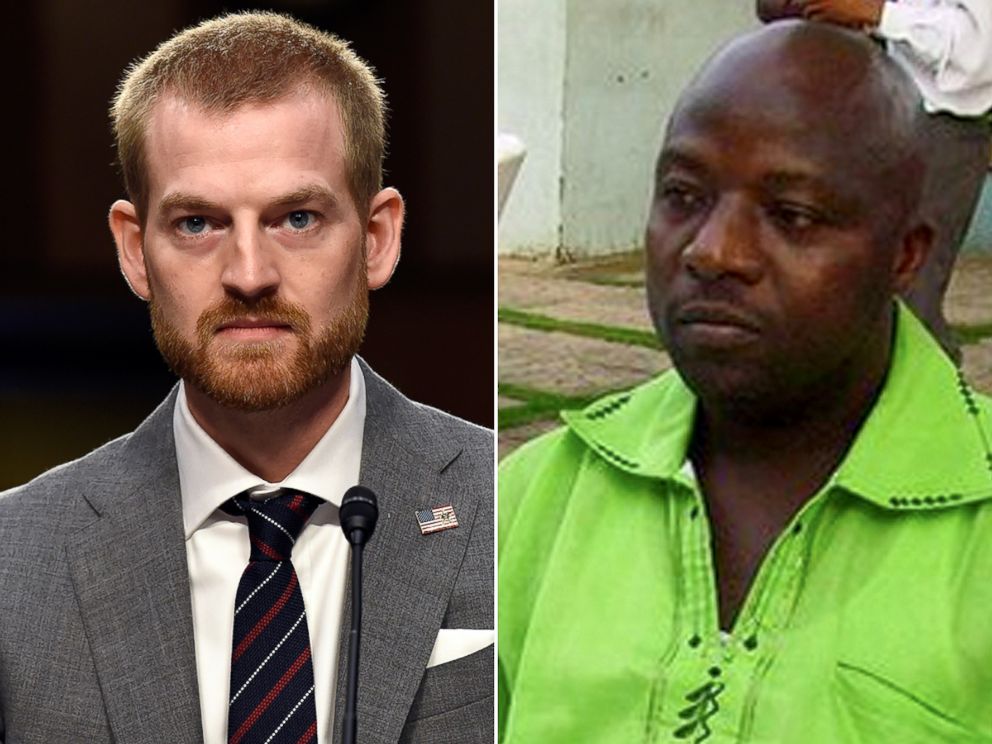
[663,21,924,231]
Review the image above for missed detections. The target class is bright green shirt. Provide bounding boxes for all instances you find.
[499,306,992,743]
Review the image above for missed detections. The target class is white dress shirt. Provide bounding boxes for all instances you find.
[175,357,365,744]
[879,0,992,115]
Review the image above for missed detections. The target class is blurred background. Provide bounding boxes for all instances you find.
[2,1,494,489]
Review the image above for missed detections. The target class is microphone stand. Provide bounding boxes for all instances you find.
[342,538,364,744]
[339,486,378,744]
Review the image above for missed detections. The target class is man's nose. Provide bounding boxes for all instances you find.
[682,196,762,283]
[220,225,281,301]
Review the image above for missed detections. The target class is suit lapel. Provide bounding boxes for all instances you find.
[332,363,478,744]
[65,390,203,744]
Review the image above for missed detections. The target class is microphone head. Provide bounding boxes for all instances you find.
[339,485,379,545]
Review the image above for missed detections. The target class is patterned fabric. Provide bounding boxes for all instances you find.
[221,490,322,744]
[499,304,992,742]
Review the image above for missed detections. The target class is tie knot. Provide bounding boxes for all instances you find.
[222,489,322,561]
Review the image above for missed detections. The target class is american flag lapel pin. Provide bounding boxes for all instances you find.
[416,504,459,535]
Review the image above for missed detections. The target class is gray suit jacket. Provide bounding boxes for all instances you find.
[0,361,494,743]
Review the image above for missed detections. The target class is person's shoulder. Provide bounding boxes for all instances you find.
[0,432,133,541]
[499,424,577,483]
[498,424,583,538]
[360,358,493,462]
[1,433,132,503]
[499,370,686,485]
[408,398,493,457]
[499,370,691,542]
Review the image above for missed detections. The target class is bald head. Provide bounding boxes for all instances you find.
[645,21,935,419]
[668,20,926,227]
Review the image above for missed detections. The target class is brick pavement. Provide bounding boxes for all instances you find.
[499,325,670,397]
[962,340,992,393]
[499,274,653,331]
[499,252,992,458]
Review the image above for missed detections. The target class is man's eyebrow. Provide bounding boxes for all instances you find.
[657,148,837,188]
[761,171,849,204]
[655,148,708,176]
[270,185,340,209]
[761,170,857,217]
[158,192,222,214]
[156,185,341,215]
[762,171,827,191]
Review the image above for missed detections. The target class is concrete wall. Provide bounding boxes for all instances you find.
[498,0,756,258]
[497,0,568,254]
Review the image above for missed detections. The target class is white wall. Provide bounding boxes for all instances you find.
[561,1,757,258]
[498,0,757,258]
[497,0,568,255]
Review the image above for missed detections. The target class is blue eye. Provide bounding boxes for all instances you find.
[179,216,208,234]
[287,211,312,230]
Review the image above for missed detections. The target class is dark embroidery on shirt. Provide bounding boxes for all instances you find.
[890,493,962,509]
[673,680,725,742]
[957,372,980,416]
[593,443,640,469]
[956,371,992,485]
[585,394,632,421]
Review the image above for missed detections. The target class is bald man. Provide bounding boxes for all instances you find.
[499,21,992,743]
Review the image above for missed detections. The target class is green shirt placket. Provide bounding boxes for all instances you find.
[655,477,829,743]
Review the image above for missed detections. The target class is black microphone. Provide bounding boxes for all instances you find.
[339,485,378,744]
[340,485,378,546]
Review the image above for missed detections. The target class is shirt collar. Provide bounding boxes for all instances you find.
[175,356,367,538]
[563,303,992,511]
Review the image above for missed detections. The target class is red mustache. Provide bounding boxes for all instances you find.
[196,296,312,338]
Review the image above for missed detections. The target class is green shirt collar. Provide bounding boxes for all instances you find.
[562,303,992,511]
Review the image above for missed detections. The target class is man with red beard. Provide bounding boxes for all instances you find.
[0,12,492,744]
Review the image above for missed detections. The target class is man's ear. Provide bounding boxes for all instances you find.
[364,187,404,290]
[109,199,151,300]
[892,221,935,294]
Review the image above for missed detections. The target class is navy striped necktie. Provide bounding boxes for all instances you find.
[221,489,322,744]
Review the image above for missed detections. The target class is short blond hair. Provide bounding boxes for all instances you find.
[111,11,385,220]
